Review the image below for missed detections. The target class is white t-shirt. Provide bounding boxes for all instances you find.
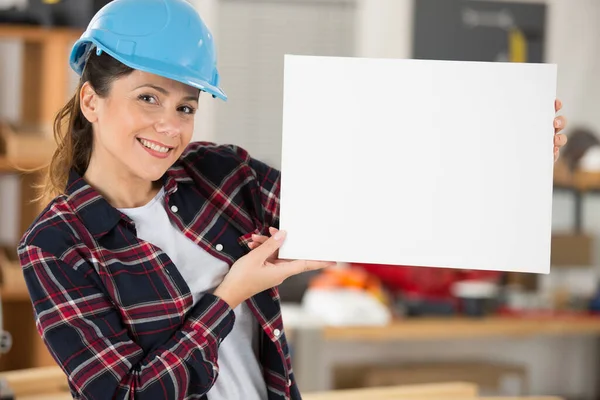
[119,187,268,400]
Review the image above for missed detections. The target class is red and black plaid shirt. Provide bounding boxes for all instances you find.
[18,142,299,400]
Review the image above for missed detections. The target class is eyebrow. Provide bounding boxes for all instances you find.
[136,84,199,102]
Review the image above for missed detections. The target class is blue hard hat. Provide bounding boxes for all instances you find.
[69,0,226,100]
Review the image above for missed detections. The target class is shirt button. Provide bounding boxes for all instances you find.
[170,205,178,213]
[287,379,292,386]
[273,328,281,338]
[215,244,224,251]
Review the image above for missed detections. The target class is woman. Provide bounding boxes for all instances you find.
[17,0,567,399]
[18,1,332,399]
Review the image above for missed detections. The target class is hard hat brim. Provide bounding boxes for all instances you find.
[70,39,228,101]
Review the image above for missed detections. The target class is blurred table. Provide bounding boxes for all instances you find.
[289,315,600,393]
[303,382,562,400]
[303,381,478,399]
[323,316,600,341]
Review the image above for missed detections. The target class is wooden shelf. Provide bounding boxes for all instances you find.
[0,24,82,42]
[0,24,82,128]
[0,25,75,371]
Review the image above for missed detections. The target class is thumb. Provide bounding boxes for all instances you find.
[251,230,286,260]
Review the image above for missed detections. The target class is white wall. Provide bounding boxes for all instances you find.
[188,0,220,143]
[354,0,414,59]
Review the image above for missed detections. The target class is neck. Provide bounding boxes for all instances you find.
[84,150,160,209]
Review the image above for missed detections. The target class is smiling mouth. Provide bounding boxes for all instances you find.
[137,138,173,154]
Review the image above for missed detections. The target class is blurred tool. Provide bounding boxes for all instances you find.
[352,263,501,317]
[462,7,527,62]
[0,0,110,27]
[451,280,499,317]
[590,284,600,313]
[301,266,392,326]
[561,127,600,171]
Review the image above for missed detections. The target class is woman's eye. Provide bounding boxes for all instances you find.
[179,105,196,115]
[138,94,157,104]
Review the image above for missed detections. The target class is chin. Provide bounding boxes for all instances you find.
[135,166,170,183]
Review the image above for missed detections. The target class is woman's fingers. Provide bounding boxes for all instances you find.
[555,98,562,112]
[249,227,280,249]
[554,132,567,147]
[251,234,269,244]
[554,116,567,134]
[278,259,336,277]
[250,230,286,261]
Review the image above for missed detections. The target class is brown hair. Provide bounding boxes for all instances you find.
[40,50,134,201]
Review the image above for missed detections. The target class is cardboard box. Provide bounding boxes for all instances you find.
[0,122,55,165]
[551,233,594,267]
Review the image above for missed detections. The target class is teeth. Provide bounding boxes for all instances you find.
[140,139,170,153]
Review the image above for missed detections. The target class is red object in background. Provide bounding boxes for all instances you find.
[351,263,502,300]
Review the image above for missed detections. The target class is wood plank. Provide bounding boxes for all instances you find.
[303,382,478,400]
[323,316,600,341]
[0,366,68,396]
[17,394,72,400]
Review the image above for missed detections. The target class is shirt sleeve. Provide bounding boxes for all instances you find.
[19,244,235,400]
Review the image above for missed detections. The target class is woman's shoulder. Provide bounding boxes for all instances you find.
[173,141,257,181]
[177,141,277,174]
[18,195,81,256]
[179,141,253,165]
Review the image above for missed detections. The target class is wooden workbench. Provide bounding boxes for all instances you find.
[289,315,600,393]
[323,316,600,341]
[302,381,563,400]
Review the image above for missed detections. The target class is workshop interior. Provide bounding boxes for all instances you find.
[1,0,600,399]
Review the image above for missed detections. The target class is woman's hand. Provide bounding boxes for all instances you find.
[554,99,568,162]
[214,228,335,309]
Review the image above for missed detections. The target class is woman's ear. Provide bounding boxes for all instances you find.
[80,81,98,123]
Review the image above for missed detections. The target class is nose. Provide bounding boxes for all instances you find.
[154,111,183,138]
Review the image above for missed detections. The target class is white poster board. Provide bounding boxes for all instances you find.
[278,55,557,274]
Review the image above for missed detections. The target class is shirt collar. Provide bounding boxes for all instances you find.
[65,163,193,238]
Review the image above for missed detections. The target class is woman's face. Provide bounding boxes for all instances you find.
[82,69,200,182]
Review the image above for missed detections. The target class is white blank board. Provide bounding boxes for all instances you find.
[278,55,557,274]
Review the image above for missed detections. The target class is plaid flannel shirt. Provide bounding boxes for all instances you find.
[18,142,299,400]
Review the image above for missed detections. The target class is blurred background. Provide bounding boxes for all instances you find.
[1,0,600,399]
